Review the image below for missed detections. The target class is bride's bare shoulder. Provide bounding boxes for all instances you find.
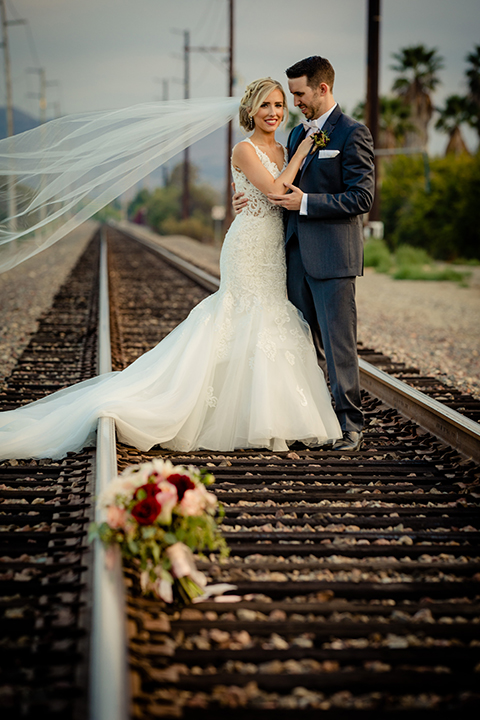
[231,140,257,168]
[232,140,254,156]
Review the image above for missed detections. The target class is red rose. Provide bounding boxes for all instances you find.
[134,482,158,499]
[131,496,161,525]
[166,473,195,501]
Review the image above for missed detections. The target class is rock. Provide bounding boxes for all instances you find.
[142,615,171,632]
[209,628,230,644]
[180,608,204,620]
[292,636,313,648]
[270,633,289,650]
[232,630,252,648]
[412,608,435,623]
[258,659,284,674]
[386,634,409,648]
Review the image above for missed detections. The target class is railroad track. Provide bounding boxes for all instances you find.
[1,224,479,718]
[0,235,100,719]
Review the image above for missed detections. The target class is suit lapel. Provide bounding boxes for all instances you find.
[289,124,306,156]
[300,104,342,176]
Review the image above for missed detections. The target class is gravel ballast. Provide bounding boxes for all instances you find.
[0,222,97,384]
[356,266,480,400]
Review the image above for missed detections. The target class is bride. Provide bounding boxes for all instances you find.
[0,77,341,460]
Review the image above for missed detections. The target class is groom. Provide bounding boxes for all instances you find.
[235,56,375,451]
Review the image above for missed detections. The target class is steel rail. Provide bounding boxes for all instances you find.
[90,227,129,720]
[359,358,480,463]
[115,221,480,464]
[112,220,220,293]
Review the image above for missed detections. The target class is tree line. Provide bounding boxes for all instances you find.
[355,43,480,262]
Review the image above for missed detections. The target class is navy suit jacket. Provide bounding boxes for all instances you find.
[285,105,375,279]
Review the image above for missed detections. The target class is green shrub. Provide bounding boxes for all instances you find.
[363,238,392,273]
[380,152,480,261]
[392,265,470,284]
[379,155,425,250]
[363,239,471,285]
[451,257,480,266]
[160,216,213,243]
[394,244,430,267]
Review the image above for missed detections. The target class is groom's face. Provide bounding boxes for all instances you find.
[288,76,326,120]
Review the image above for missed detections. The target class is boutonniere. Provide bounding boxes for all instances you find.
[311,130,330,153]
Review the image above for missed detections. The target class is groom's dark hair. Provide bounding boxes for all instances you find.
[286,56,335,90]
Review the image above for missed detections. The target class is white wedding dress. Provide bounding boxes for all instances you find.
[0,139,341,460]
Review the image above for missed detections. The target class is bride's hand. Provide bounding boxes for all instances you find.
[296,135,315,159]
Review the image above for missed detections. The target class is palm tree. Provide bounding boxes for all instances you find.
[379,97,414,149]
[351,97,413,148]
[435,95,471,155]
[465,44,480,141]
[391,44,444,149]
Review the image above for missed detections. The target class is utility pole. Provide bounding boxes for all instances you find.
[155,78,170,184]
[366,0,381,222]
[0,0,26,230]
[27,68,51,225]
[172,29,191,219]
[182,30,190,220]
[173,3,234,228]
[27,67,48,123]
[174,26,231,221]
[224,0,234,232]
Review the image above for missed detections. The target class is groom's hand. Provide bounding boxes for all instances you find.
[267,183,303,211]
[232,184,248,214]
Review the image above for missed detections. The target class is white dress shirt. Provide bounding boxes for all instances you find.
[299,103,337,216]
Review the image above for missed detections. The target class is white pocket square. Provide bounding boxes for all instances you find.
[318,149,340,158]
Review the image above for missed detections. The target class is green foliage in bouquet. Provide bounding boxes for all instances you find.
[89,459,229,604]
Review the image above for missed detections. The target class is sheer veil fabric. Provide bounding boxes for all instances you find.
[0,97,240,273]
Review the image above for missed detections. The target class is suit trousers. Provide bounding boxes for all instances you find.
[286,235,363,432]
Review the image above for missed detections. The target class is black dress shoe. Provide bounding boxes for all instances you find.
[333,430,364,451]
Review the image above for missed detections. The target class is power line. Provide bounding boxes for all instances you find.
[6,0,39,66]
[192,0,220,37]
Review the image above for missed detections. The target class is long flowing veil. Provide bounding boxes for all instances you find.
[0,96,240,273]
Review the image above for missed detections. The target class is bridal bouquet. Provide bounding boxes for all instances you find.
[90,459,229,604]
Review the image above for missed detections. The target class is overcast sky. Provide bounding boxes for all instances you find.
[3,0,480,155]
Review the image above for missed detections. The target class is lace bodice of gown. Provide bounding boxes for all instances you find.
[219,138,288,309]
[231,138,287,219]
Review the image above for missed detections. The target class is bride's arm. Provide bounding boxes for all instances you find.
[231,137,313,197]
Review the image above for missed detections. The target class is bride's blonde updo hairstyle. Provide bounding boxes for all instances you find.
[239,77,288,132]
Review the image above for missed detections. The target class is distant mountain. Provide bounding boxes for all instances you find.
[0,107,39,138]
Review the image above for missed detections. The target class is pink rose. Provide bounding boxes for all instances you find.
[106,505,127,529]
[155,480,178,525]
[178,488,206,516]
[198,482,218,511]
